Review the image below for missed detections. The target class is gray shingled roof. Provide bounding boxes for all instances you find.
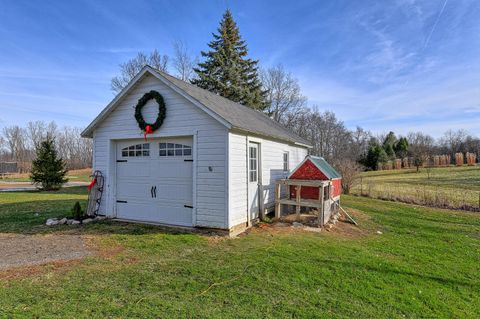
[154,69,311,146]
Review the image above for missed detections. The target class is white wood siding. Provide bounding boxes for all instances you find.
[228,132,248,227]
[92,74,228,228]
[228,131,308,227]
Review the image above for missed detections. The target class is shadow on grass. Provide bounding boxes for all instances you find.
[319,257,479,289]
[20,186,88,195]
[0,198,195,236]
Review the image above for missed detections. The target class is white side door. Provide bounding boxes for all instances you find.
[248,142,260,220]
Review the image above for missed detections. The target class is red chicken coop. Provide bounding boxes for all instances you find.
[274,155,342,226]
[288,155,342,201]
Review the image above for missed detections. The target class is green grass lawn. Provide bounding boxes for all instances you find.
[351,165,480,210]
[0,187,479,318]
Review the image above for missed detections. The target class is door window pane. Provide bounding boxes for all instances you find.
[249,145,258,182]
[283,152,289,171]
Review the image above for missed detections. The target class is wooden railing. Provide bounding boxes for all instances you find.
[274,179,331,226]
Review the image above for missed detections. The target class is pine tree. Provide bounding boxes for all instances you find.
[382,131,397,158]
[192,9,267,110]
[30,137,68,191]
[394,137,409,158]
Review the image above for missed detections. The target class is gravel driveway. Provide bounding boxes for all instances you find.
[0,234,93,270]
[0,181,89,192]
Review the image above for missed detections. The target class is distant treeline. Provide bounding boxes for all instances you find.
[0,121,92,172]
[359,130,480,171]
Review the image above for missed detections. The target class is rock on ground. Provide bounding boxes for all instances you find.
[46,218,58,226]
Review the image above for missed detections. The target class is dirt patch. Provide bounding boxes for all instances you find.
[247,208,371,239]
[280,213,320,225]
[0,259,84,280]
[0,234,94,270]
[322,208,371,239]
[0,234,125,280]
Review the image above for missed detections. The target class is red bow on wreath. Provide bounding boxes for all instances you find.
[144,125,153,141]
[87,177,97,190]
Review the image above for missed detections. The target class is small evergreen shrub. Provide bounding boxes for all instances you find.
[30,137,68,190]
[72,201,85,220]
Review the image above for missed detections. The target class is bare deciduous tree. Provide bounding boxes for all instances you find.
[111,50,169,93]
[335,159,362,194]
[350,126,372,163]
[283,108,354,164]
[408,132,434,172]
[27,121,58,149]
[261,64,307,123]
[438,129,480,163]
[56,127,92,170]
[2,126,28,162]
[172,41,197,81]
[1,121,92,171]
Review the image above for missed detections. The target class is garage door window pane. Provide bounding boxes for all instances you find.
[121,143,150,157]
[159,143,192,157]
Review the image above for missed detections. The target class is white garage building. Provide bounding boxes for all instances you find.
[82,66,311,234]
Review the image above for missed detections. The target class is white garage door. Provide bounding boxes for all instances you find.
[115,137,193,226]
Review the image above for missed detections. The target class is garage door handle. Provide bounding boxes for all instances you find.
[150,186,154,198]
[153,186,157,198]
[116,200,127,203]
[184,205,193,208]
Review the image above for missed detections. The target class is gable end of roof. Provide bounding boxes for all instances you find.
[82,65,312,148]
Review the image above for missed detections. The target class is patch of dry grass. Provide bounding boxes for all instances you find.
[352,166,480,211]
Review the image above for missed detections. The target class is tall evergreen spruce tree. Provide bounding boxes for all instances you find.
[192,10,267,110]
[30,137,68,191]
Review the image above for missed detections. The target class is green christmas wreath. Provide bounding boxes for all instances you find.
[134,90,166,132]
